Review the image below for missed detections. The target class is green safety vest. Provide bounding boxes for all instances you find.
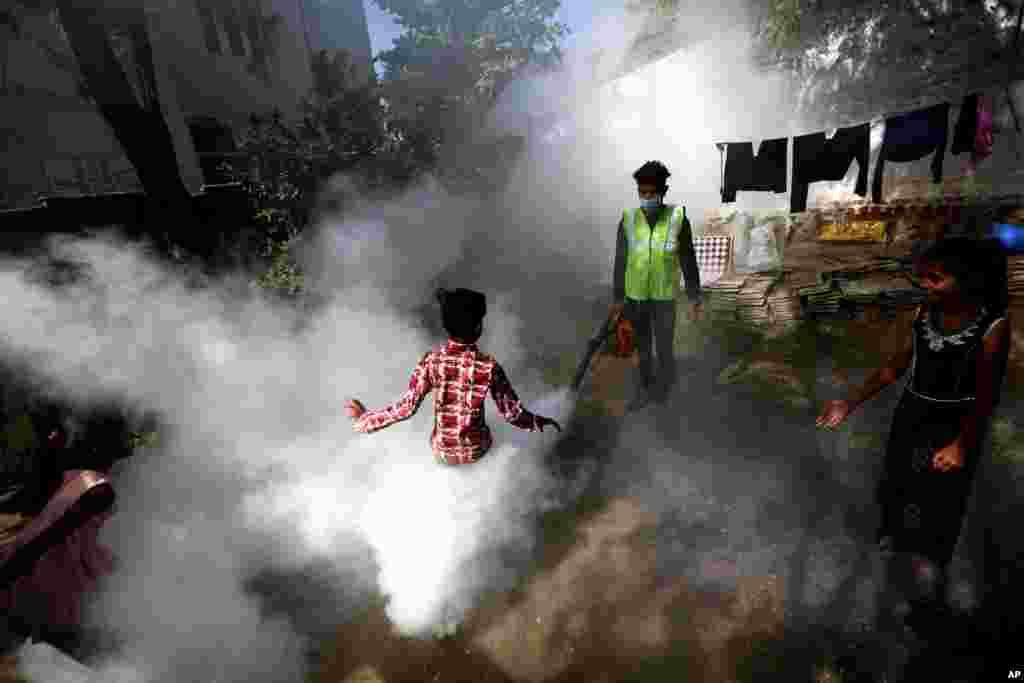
[623,204,686,301]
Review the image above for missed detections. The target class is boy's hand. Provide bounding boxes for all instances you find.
[538,416,562,433]
[346,399,366,420]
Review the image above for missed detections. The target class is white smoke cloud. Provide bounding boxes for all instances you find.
[9,3,996,679]
[1,181,573,680]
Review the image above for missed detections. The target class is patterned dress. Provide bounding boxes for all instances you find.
[876,304,1007,566]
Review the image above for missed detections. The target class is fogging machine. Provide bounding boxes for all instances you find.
[571,309,630,391]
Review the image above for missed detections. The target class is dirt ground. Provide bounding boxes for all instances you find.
[4,313,1022,683]
[311,496,795,683]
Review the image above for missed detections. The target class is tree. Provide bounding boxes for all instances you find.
[760,0,1022,125]
[302,48,387,171]
[620,0,1024,126]
[370,0,568,182]
[373,0,567,66]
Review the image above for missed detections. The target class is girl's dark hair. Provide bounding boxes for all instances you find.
[633,160,671,192]
[435,288,486,340]
[915,237,1008,314]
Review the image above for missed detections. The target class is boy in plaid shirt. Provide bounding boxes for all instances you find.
[346,288,561,464]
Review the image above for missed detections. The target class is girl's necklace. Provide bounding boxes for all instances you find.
[923,305,987,351]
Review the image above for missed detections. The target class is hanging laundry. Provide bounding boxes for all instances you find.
[871,103,950,203]
[951,94,980,156]
[720,138,788,203]
[976,94,994,161]
[952,94,994,174]
[790,123,870,212]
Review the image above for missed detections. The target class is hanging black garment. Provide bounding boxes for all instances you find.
[951,93,980,156]
[790,123,870,213]
[871,103,950,203]
[721,138,788,203]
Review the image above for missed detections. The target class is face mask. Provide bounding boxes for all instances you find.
[639,197,662,210]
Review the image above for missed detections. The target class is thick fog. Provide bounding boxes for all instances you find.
[3,3,970,681]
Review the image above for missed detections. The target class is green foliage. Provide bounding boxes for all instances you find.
[762,0,802,51]
[2,414,38,454]
[302,49,387,170]
[253,232,305,297]
[849,430,884,451]
[754,0,1018,118]
[371,0,567,184]
[218,110,316,299]
[991,416,1024,465]
[127,430,159,449]
[372,0,568,61]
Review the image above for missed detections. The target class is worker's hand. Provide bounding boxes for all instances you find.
[346,399,366,420]
[816,399,852,431]
[609,302,625,321]
[932,440,965,472]
[687,302,704,322]
[538,416,562,433]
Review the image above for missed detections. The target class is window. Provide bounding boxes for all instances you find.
[246,11,270,83]
[107,25,156,109]
[195,0,221,55]
[221,1,247,57]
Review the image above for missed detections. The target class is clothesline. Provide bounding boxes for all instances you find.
[714,91,994,213]
[711,80,1012,148]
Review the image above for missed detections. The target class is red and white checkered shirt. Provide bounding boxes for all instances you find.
[354,339,543,465]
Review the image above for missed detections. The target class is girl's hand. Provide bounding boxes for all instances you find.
[346,399,366,420]
[538,416,562,433]
[816,399,852,430]
[47,428,66,450]
[932,441,965,472]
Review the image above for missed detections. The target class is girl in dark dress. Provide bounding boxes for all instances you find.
[817,237,1011,631]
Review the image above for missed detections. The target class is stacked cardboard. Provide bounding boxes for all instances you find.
[735,273,781,324]
[1010,255,1024,300]
[767,271,814,325]
[799,276,842,316]
[704,275,746,319]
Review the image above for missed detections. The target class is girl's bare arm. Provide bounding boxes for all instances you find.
[957,318,1010,447]
[846,330,914,412]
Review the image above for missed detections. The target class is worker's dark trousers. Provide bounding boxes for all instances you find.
[624,298,677,400]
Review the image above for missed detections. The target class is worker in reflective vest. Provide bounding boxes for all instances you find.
[610,161,703,410]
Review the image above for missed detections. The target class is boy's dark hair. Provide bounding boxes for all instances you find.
[633,161,671,192]
[915,237,1008,314]
[436,288,486,340]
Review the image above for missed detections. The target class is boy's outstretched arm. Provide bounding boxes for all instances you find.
[490,363,561,433]
[349,353,433,433]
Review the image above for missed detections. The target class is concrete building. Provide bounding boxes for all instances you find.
[0,0,373,209]
[304,0,373,82]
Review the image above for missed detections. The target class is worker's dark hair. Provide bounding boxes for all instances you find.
[633,160,671,192]
[435,288,486,341]
[915,237,1008,315]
